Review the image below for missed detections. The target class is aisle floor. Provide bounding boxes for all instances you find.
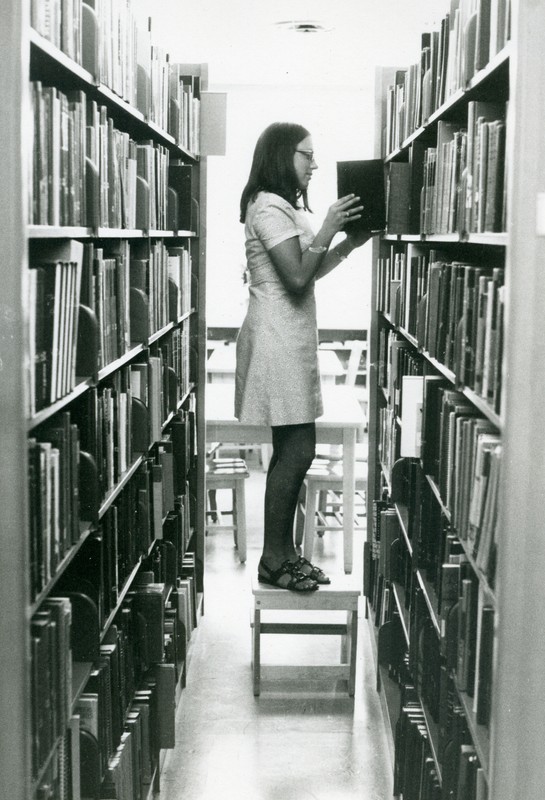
[160,451,394,800]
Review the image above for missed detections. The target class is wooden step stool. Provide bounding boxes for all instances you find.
[251,577,361,696]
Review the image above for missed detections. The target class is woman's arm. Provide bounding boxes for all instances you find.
[315,231,373,280]
[266,195,364,294]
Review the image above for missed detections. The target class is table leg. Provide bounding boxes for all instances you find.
[342,427,356,573]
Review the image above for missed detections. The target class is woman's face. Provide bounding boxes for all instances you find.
[293,135,317,191]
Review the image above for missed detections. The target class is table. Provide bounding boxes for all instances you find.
[207,346,344,384]
[205,383,365,573]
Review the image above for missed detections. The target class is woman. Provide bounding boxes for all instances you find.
[235,122,371,591]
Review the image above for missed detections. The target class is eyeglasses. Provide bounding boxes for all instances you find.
[295,149,316,164]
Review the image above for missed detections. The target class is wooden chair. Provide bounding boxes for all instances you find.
[205,456,249,563]
[295,458,367,564]
[251,577,360,696]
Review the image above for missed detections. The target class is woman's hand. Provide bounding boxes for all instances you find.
[321,194,364,238]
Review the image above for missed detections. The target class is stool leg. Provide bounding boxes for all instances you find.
[340,623,348,664]
[303,484,317,562]
[253,607,261,696]
[232,488,238,547]
[348,609,358,697]
[236,480,247,563]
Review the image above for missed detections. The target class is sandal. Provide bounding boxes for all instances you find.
[292,556,331,585]
[257,559,318,592]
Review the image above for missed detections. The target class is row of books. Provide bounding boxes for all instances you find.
[100,477,192,623]
[31,0,82,64]
[28,382,194,599]
[368,512,493,793]
[31,83,198,230]
[393,689,442,799]
[370,479,496,721]
[394,684,488,800]
[373,570,491,795]
[34,716,79,800]
[421,382,500,579]
[376,330,423,473]
[378,329,423,417]
[63,458,195,636]
[168,69,201,156]
[385,0,511,154]
[371,515,494,727]
[370,533,493,789]
[386,107,507,238]
[28,241,84,411]
[74,624,172,799]
[73,558,198,796]
[378,373,501,586]
[420,111,506,235]
[27,238,193,414]
[129,241,192,346]
[29,410,86,595]
[377,250,504,411]
[71,364,193,503]
[31,596,73,776]
[441,562,495,726]
[31,0,202,152]
[32,545,199,796]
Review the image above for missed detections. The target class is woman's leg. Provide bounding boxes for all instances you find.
[261,422,316,568]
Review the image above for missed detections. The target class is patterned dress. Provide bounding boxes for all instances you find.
[235,191,323,426]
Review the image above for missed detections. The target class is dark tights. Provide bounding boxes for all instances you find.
[262,422,316,567]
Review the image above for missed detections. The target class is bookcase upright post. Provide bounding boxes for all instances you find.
[179,62,208,597]
[0,1,31,798]
[491,2,545,798]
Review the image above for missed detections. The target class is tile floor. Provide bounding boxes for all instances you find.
[160,450,394,800]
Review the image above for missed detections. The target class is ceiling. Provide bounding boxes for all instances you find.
[139,0,441,87]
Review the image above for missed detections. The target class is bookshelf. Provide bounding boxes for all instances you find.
[1,2,213,798]
[364,1,545,798]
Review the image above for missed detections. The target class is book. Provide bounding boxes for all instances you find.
[386,162,410,233]
[474,604,495,724]
[336,160,386,233]
[167,162,194,231]
[400,376,424,458]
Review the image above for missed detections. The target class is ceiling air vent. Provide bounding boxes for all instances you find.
[275,20,332,34]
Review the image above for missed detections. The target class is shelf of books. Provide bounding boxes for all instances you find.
[1,1,211,798]
[366,3,513,799]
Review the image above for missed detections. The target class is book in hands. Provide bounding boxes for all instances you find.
[336,159,387,234]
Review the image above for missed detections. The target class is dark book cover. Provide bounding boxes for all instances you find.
[131,583,167,664]
[476,605,494,725]
[168,163,194,231]
[386,162,410,233]
[153,663,176,749]
[336,159,386,234]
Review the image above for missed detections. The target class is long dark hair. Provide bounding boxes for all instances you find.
[239,122,312,223]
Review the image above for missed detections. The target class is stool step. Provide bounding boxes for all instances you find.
[252,577,360,611]
[260,622,348,635]
[259,665,351,682]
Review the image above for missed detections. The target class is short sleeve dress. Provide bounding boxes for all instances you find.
[234,191,324,426]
